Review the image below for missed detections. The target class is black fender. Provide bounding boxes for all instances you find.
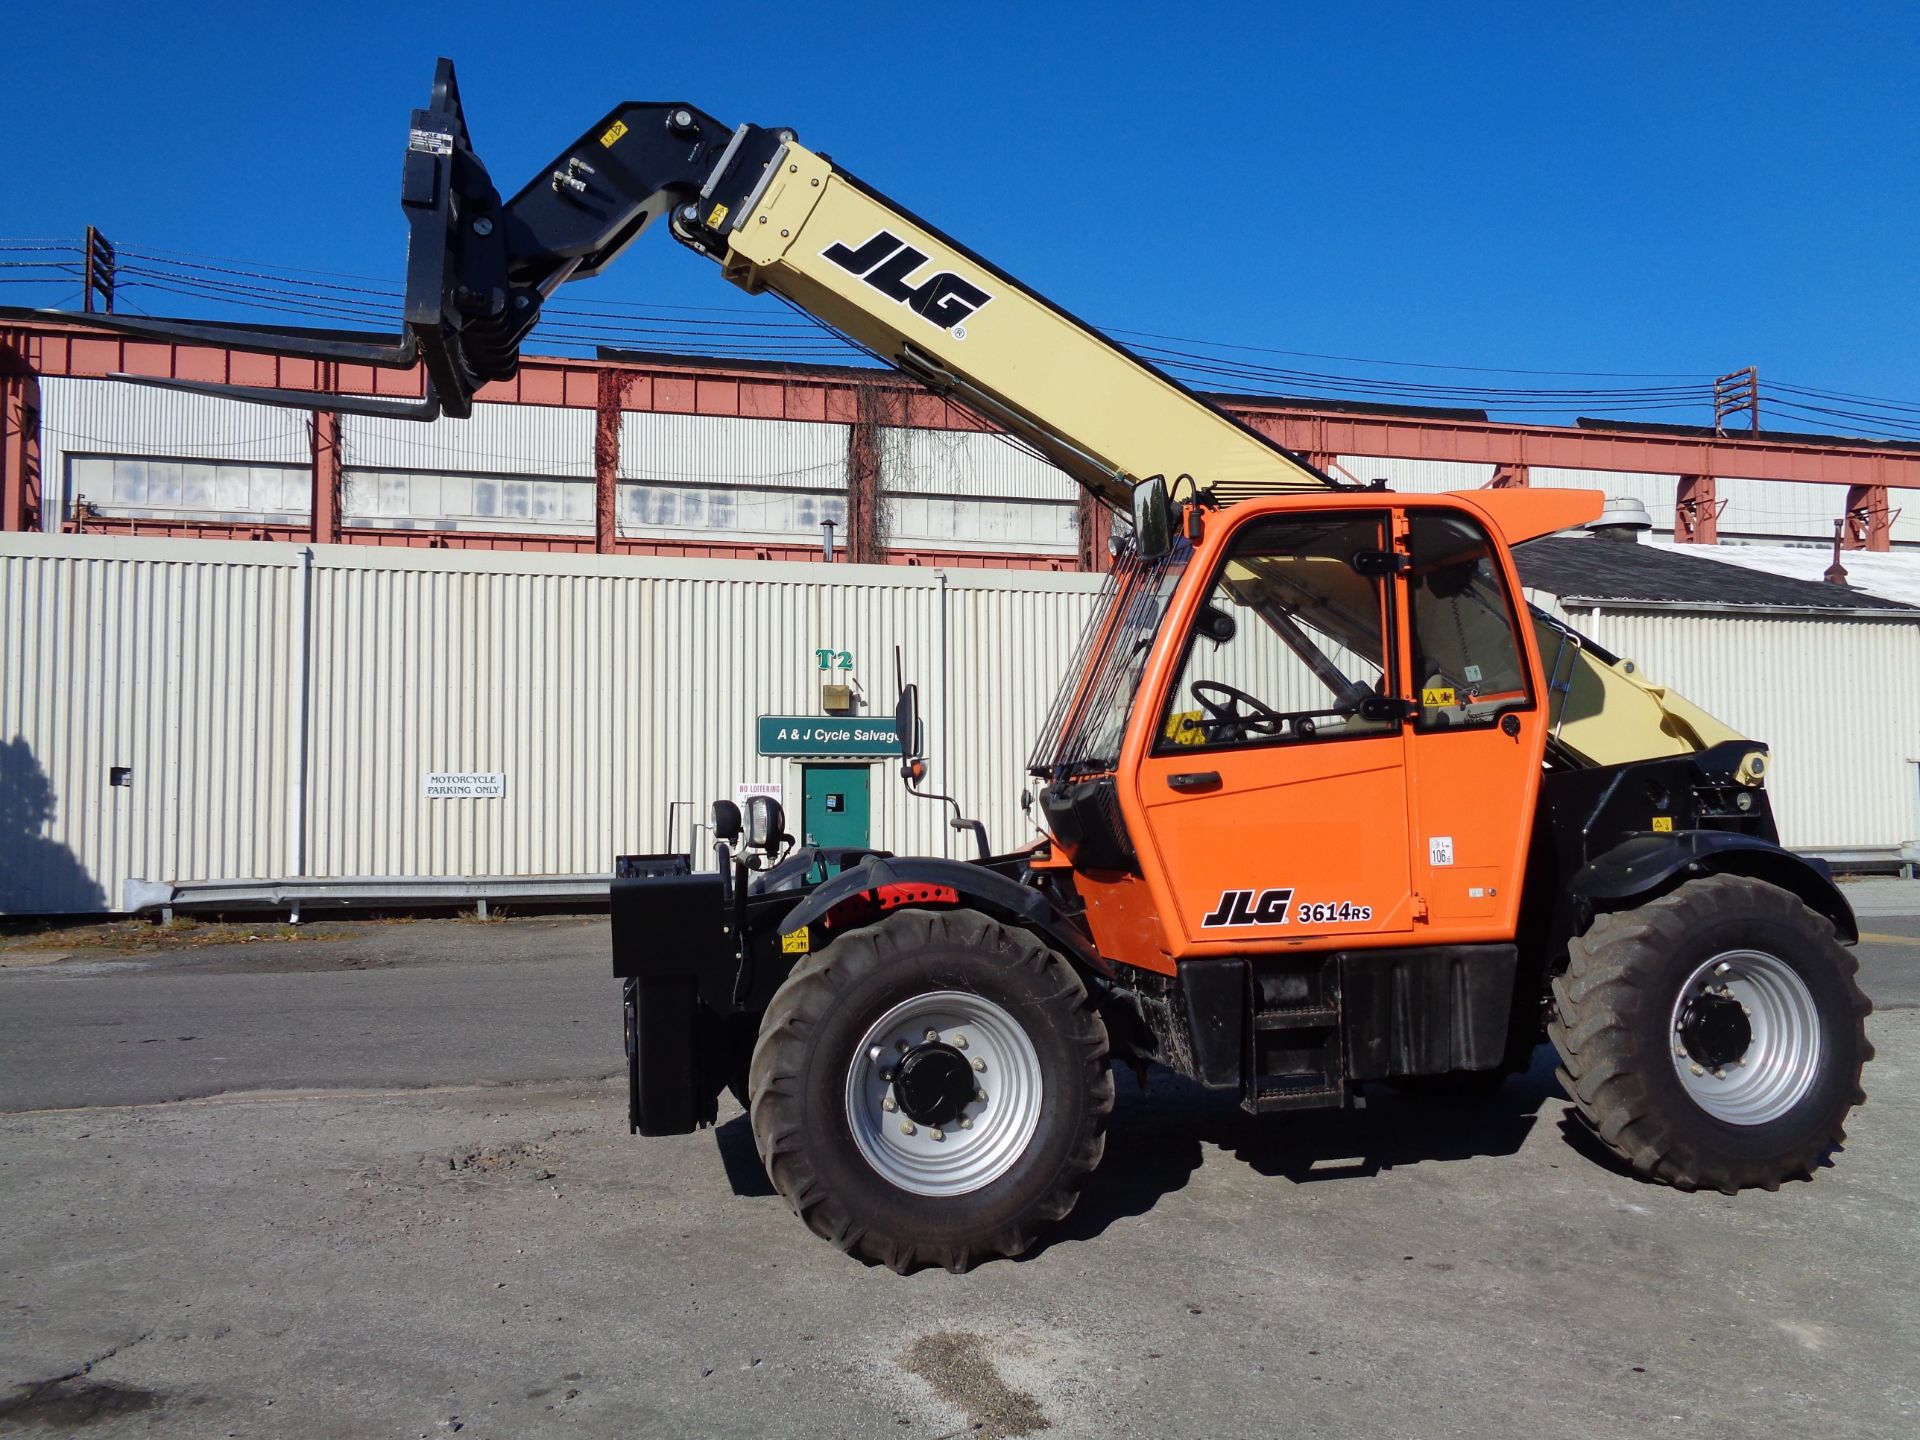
[1572,831,1858,944]
[778,854,1109,976]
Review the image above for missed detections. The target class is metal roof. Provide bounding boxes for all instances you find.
[1515,536,1917,614]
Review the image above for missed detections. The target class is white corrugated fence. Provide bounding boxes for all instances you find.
[1,532,1914,914]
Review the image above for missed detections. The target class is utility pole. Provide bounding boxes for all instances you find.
[1713,366,1759,436]
[82,227,117,314]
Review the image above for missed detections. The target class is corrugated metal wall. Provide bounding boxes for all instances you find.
[3,533,1912,914]
[619,412,849,489]
[0,533,1102,911]
[37,378,314,531]
[0,536,300,909]
[344,402,594,476]
[1541,599,1920,852]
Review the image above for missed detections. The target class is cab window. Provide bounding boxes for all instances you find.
[1406,512,1530,731]
[1156,513,1397,752]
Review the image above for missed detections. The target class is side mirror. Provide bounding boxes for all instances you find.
[1357,695,1414,724]
[1131,475,1173,559]
[1350,548,1407,578]
[894,684,920,775]
[743,794,786,851]
[711,800,742,844]
[1195,603,1237,645]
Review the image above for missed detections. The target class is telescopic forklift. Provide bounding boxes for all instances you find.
[86,62,1872,1272]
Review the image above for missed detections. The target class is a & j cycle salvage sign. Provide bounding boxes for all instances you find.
[757,715,909,757]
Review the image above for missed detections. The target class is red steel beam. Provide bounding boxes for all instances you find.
[14,317,1920,494]
[1673,475,1719,544]
[1842,484,1894,552]
[2,354,39,533]
[1237,407,1920,490]
[593,368,633,555]
[309,409,342,544]
[1487,463,1529,489]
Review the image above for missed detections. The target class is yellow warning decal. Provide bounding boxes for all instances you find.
[706,202,730,229]
[1652,816,1674,833]
[600,119,630,148]
[780,926,810,955]
[1421,685,1456,708]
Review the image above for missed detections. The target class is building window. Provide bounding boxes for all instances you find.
[68,456,311,521]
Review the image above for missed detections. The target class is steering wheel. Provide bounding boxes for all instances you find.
[1190,681,1287,741]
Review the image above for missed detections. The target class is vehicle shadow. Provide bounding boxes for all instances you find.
[709,1045,1614,1241]
[713,1111,778,1198]
[1034,1045,1578,1255]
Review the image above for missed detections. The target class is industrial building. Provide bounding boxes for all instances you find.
[3,314,1918,913]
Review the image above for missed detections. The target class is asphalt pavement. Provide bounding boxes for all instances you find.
[1,897,1916,1438]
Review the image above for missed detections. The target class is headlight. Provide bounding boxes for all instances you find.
[744,794,785,850]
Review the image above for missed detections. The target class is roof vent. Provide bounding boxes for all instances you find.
[1589,495,1653,542]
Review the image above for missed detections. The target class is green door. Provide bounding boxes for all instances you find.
[801,763,872,850]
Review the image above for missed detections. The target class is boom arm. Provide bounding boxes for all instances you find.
[86,59,1330,508]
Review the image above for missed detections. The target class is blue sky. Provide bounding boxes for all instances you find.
[5,2,1916,431]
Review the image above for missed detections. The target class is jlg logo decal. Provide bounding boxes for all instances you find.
[822,230,992,337]
[1201,888,1295,928]
[1201,889,1374,928]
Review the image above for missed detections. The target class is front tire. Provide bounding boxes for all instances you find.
[748,908,1112,1272]
[1548,874,1872,1193]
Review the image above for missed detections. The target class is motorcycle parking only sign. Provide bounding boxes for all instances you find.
[423,772,506,799]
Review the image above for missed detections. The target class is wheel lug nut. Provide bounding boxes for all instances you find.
[975,1087,986,1101]
[953,1034,968,1049]
[900,1120,916,1135]
[929,1128,944,1141]
[1689,1064,1704,1076]
[1713,1068,1727,1079]
[972,1057,986,1072]
[924,1029,939,1044]
[882,1096,896,1112]
[1741,1004,1751,1015]
[959,1117,972,1129]
[1676,1046,1689,1058]
[896,1040,910,1053]
[880,1069,894,1083]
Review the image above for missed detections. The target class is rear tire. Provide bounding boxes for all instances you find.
[1548,874,1872,1193]
[748,908,1112,1272]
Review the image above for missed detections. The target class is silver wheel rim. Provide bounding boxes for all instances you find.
[1668,948,1822,1125]
[843,990,1044,1197]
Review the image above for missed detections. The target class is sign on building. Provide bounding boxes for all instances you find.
[423,772,506,799]
[735,781,784,810]
[756,716,908,757]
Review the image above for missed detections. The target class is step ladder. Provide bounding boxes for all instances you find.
[1243,957,1354,1114]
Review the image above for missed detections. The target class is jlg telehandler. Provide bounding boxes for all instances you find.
[87,62,1872,1272]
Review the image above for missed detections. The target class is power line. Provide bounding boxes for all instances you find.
[12,235,1920,440]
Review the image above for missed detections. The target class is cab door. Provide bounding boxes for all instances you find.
[1398,506,1546,940]
[1134,510,1417,952]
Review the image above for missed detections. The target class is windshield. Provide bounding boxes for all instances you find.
[1028,536,1192,778]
